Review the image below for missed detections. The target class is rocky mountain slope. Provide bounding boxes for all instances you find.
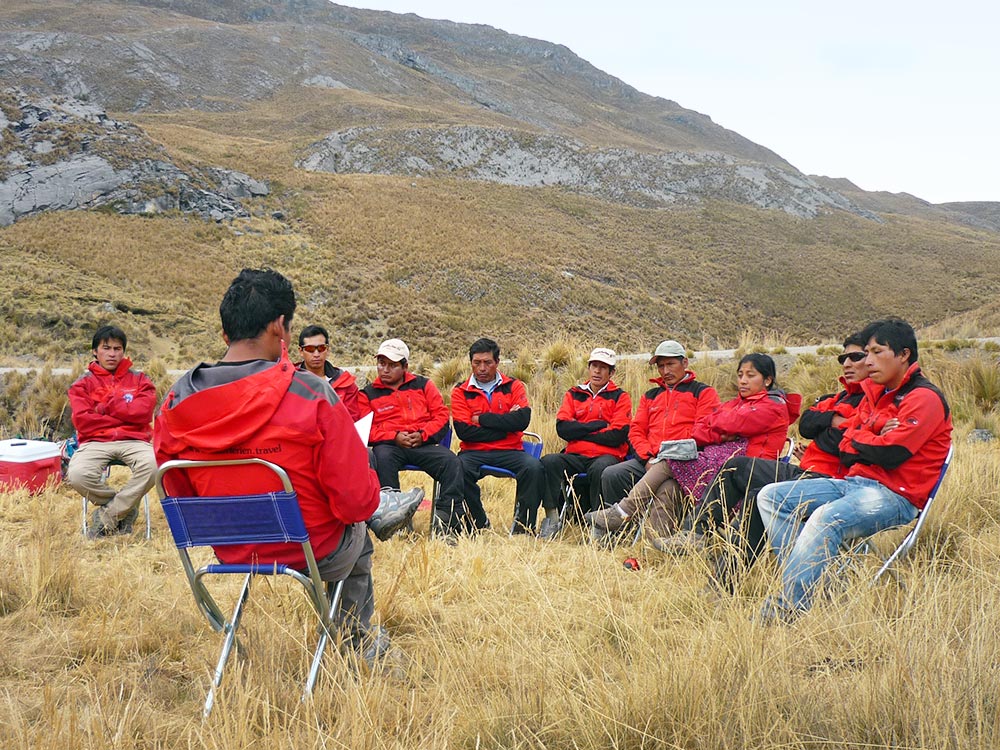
[0,90,267,225]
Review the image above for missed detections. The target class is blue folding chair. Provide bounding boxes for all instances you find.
[156,458,344,718]
[477,431,543,535]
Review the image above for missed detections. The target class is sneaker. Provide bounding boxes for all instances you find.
[86,508,118,539]
[651,530,707,555]
[115,505,140,535]
[538,516,562,540]
[583,504,627,532]
[367,488,425,541]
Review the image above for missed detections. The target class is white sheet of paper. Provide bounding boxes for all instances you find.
[354,412,373,445]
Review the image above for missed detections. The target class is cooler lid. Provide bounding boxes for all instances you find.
[0,439,62,463]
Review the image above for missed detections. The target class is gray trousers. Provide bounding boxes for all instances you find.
[315,523,375,641]
[66,439,157,521]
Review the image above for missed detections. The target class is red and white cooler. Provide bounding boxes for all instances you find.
[0,439,62,493]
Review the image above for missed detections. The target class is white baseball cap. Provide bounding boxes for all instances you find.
[588,347,617,367]
[649,340,687,363]
[376,338,410,362]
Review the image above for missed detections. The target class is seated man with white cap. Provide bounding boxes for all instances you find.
[537,347,632,539]
[358,338,464,539]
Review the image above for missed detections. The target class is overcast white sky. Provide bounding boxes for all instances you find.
[349,0,998,204]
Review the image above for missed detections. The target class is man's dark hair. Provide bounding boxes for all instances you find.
[861,318,918,364]
[298,324,329,347]
[738,352,778,390]
[843,331,867,349]
[469,337,500,361]
[219,268,296,343]
[92,325,127,351]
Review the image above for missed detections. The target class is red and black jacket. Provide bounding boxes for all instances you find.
[555,381,632,459]
[69,358,157,444]
[839,363,952,508]
[358,371,450,445]
[692,389,802,460]
[798,378,865,478]
[451,374,531,452]
[295,360,361,421]
[629,371,720,461]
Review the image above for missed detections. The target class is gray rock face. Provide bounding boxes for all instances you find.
[0,90,269,225]
[301,126,877,220]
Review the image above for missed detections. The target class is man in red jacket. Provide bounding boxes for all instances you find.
[296,324,362,421]
[67,325,157,538]
[155,268,419,662]
[359,338,465,537]
[451,337,544,535]
[538,347,632,539]
[758,318,952,621]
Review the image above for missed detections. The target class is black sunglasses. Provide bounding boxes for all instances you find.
[837,351,867,364]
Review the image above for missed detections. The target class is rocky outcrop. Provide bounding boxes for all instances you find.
[301,126,878,220]
[0,91,269,225]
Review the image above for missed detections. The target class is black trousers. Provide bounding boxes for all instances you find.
[539,452,622,515]
[696,456,819,590]
[372,443,464,515]
[459,449,545,530]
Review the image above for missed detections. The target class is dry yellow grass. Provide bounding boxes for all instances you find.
[2,349,999,748]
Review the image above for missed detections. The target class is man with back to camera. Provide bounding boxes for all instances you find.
[450,337,545,535]
[757,318,952,622]
[358,338,466,538]
[155,268,423,662]
[296,324,362,421]
[537,347,632,539]
[67,324,158,538]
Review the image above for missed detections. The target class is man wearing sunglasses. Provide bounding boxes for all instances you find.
[296,325,361,421]
[680,332,870,591]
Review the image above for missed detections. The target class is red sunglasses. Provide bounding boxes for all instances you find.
[301,344,328,354]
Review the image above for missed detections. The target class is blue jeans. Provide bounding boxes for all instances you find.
[757,476,918,613]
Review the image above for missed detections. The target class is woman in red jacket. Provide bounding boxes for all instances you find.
[658,353,802,551]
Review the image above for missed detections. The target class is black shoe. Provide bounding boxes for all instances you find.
[115,505,140,535]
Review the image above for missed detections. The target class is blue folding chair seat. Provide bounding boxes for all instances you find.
[156,458,344,718]
[477,431,543,535]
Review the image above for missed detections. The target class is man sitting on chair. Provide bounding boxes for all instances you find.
[757,318,952,622]
[67,324,158,538]
[155,268,422,662]
[359,338,465,537]
[451,337,545,535]
[296,324,362,421]
[537,347,632,539]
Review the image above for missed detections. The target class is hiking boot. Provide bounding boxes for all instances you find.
[115,504,140,535]
[509,518,534,536]
[538,516,562,540]
[367,488,425,541]
[583,504,627,532]
[651,530,707,555]
[86,508,118,539]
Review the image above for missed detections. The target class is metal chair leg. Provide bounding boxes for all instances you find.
[205,573,252,718]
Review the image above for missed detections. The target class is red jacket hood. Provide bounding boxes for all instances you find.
[89,357,134,378]
[157,352,296,453]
